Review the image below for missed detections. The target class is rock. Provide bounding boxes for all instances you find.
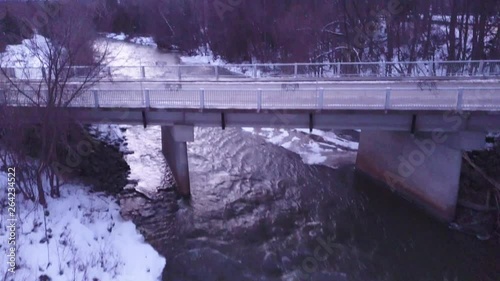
[138,208,156,218]
[456,137,500,239]
[57,125,132,194]
[281,256,292,269]
[164,248,253,281]
[39,275,52,281]
[310,272,349,281]
[262,252,282,276]
[288,271,349,281]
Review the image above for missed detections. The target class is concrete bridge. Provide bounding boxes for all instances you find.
[1,60,500,222]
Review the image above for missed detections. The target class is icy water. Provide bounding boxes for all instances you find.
[120,126,500,281]
[104,38,180,67]
[110,40,500,281]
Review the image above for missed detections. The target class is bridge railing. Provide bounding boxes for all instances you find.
[1,60,499,81]
[0,65,112,81]
[2,87,499,111]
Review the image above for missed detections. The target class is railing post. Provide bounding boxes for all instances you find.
[253,65,257,79]
[294,63,298,78]
[144,89,151,108]
[317,87,324,112]
[199,88,205,111]
[93,90,99,108]
[381,61,386,77]
[456,87,464,112]
[336,62,341,77]
[178,66,182,81]
[257,88,262,112]
[478,60,485,76]
[141,66,146,79]
[215,65,219,81]
[385,87,391,111]
[493,61,499,76]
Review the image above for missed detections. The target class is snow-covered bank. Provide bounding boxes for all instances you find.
[180,50,257,76]
[180,49,224,65]
[295,129,359,150]
[0,34,51,68]
[89,124,170,199]
[0,173,165,281]
[105,33,157,48]
[242,128,359,167]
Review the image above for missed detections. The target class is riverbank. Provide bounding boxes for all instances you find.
[0,181,165,281]
[0,125,166,281]
[455,134,500,241]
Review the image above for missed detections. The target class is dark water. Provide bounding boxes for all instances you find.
[118,127,500,281]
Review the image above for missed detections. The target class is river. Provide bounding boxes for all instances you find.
[108,39,500,281]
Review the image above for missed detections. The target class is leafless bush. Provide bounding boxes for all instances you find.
[0,2,109,208]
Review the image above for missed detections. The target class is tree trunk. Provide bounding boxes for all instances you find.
[36,166,47,208]
[387,20,394,75]
[471,15,479,60]
[476,8,487,60]
[462,3,471,60]
[448,0,458,61]
[422,1,433,60]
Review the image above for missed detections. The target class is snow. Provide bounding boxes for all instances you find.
[121,126,169,199]
[180,47,222,65]
[241,127,255,133]
[88,124,128,153]
[303,141,328,164]
[86,125,169,199]
[242,128,359,166]
[267,129,290,144]
[106,33,127,41]
[0,35,57,80]
[130,37,157,48]
[0,34,49,68]
[1,38,167,281]
[180,49,256,76]
[104,33,157,48]
[0,171,165,281]
[296,129,359,150]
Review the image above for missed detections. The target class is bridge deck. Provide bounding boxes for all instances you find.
[1,61,499,131]
[2,81,500,112]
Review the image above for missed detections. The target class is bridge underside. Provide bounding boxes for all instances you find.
[38,108,500,132]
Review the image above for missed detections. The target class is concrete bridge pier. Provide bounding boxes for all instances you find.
[161,125,194,198]
[356,130,485,222]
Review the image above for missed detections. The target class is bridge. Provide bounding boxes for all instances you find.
[1,60,500,222]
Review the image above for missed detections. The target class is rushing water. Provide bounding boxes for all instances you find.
[110,40,500,281]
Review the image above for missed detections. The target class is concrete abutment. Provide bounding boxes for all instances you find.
[356,130,485,222]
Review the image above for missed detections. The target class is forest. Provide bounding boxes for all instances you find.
[1,0,499,63]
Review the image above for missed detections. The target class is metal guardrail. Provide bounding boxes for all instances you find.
[1,60,500,81]
[2,87,500,112]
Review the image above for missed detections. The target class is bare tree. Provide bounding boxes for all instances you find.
[0,2,109,207]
